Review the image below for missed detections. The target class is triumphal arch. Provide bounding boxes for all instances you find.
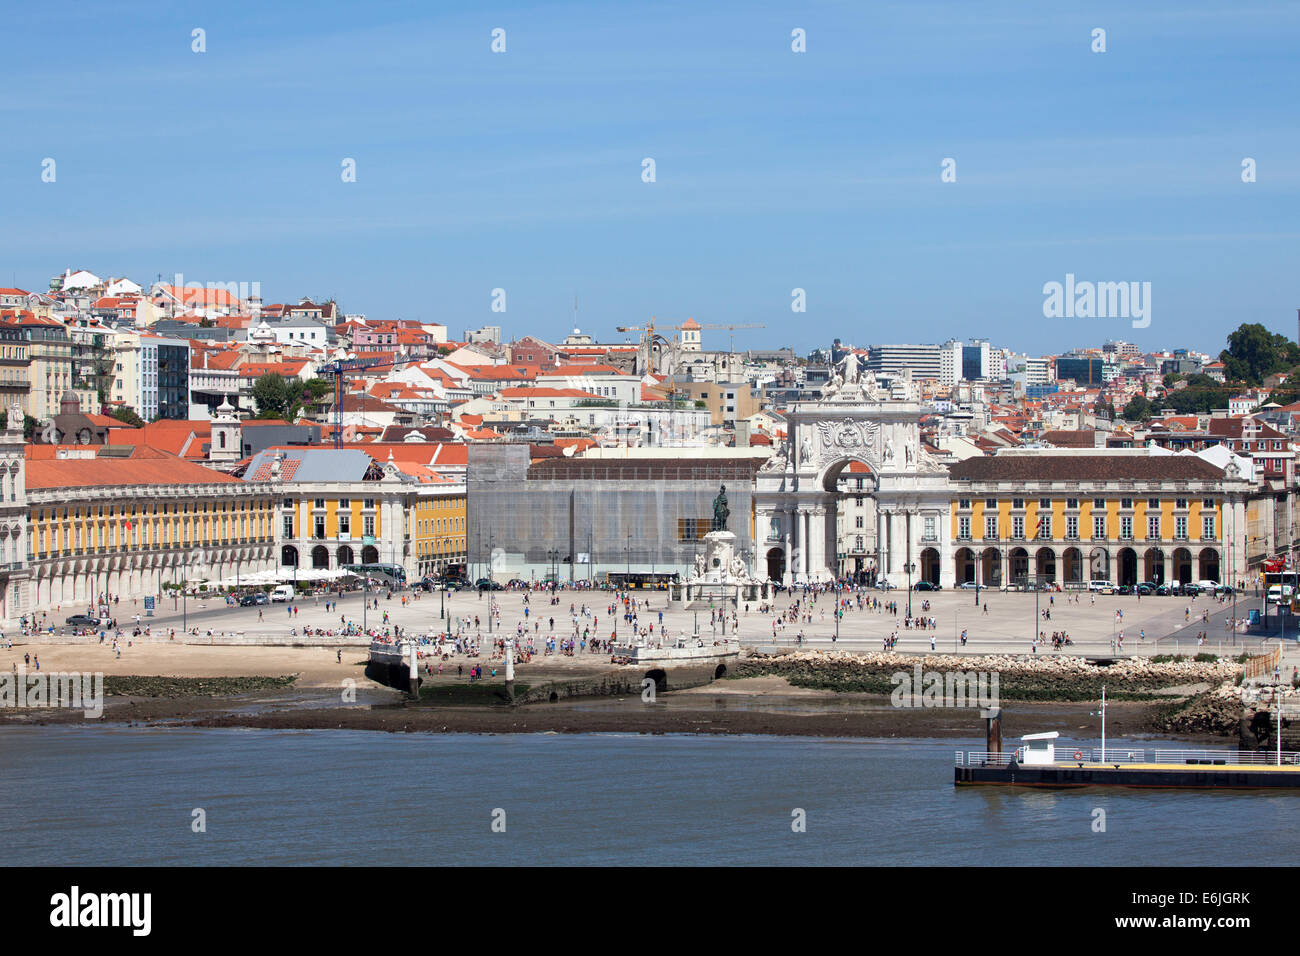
[753,358,954,586]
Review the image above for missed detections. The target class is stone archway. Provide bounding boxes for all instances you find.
[1009,547,1029,586]
[981,547,1002,587]
[1035,547,1057,584]
[1118,548,1138,587]
[1063,547,1083,585]
[1198,548,1220,583]
[753,374,954,586]
[1089,547,1110,582]
[921,547,941,586]
[955,547,975,585]
[766,547,786,582]
[1144,548,1164,585]
[1173,547,1192,584]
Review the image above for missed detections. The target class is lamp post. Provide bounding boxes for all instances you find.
[905,561,915,618]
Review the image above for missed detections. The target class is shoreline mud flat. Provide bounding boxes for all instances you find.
[0,674,1220,742]
[0,645,1252,740]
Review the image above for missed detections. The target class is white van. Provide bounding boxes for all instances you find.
[270,584,294,603]
[1088,580,1116,594]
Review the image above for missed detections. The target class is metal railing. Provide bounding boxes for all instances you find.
[1151,749,1300,766]
[1061,748,1146,764]
[957,747,1300,767]
[955,751,1015,767]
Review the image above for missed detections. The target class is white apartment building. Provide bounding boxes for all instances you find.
[867,344,943,381]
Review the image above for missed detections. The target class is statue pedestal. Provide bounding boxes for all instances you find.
[681,531,747,608]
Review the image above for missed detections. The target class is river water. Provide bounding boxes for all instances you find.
[2,726,1294,866]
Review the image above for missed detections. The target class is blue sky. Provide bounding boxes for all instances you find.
[1,0,1297,356]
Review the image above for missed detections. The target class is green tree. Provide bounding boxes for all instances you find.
[1220,323,1300,385]
[109,405,146,428]
[252,373,294,418]
[1163,388,1221,416]
[1162,372,1182,387]
[302,378,332,403]
[1121,395,1152,422]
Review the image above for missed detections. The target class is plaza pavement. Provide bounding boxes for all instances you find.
[20,583,1290,658]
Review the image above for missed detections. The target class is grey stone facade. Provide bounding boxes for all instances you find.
[466,445,762,583]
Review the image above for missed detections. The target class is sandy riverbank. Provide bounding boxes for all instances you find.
[0,639,1220,740]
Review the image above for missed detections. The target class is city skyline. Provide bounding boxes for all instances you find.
[2,0,1297,355]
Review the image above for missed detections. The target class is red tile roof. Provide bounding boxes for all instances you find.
[25,445,241,489]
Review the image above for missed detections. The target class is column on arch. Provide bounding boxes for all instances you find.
[782,509,793,585]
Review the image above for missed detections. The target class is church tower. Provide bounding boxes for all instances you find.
[209,398,240,464]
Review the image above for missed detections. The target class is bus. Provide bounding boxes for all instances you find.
[342,563,407,587]
[604,571,679,590]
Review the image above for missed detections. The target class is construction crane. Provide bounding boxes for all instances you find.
[321,354,410,449]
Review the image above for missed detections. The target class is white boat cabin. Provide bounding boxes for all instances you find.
[1019,731,1059,766]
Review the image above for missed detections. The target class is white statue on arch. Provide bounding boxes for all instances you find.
[840,352,861,384]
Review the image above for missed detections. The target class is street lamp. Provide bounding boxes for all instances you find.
[905,561,916,618]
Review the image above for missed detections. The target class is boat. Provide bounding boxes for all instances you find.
[955,697,1300,790]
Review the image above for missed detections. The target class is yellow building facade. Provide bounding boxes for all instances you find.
[25,445,276,606]
[947,453,1250,588]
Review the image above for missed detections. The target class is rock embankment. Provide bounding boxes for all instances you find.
[104,675,298,698]
[735,651,1240,702]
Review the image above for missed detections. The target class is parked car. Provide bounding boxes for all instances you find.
[270,585,294,603]
[239,592,268,607]
[66,614,98,627]
[506,579,529,589]
[913,581,941,592]
[958,581,981,590]
[1155,583,1175,596]
[1136,581,1157,595]
[1179,583,1204,597]
[1117,584,1134,595]
[475,578,503,591]
[1087,580,1116,594]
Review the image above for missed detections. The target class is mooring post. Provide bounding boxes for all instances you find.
[505,636,515,703]
[985,706,1002,755]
